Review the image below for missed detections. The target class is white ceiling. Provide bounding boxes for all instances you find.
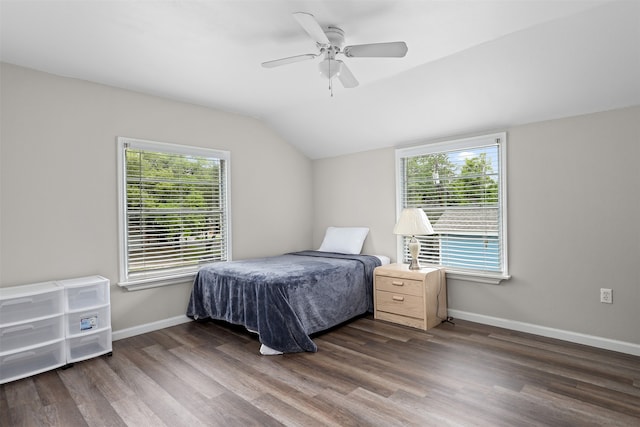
[1,1,639,159]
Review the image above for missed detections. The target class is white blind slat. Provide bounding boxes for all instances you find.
[123,142,229,280]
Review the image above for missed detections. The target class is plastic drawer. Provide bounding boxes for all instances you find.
[0,282,63,325]
[59,276,110,311]
[66,305,111,337]
[0,314,64,354]
[0,339,66,384]
[66,328,112,363]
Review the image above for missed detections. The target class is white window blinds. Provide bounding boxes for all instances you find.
[117,138,230,287]
[396,133,508,281]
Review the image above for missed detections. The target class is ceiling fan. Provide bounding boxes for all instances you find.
[262,12,408,90]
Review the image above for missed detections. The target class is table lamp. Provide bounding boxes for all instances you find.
[393,208,434,270]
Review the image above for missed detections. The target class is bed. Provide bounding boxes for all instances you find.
[186,250,384,353]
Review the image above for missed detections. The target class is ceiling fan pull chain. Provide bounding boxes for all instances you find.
[329,59,334,97]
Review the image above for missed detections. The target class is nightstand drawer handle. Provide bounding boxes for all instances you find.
[391,281,404,286]
[392,296,405,302]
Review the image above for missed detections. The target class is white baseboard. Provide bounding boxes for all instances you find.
[448,309,640,356]
[111,311,640,357]
[112,315,192,341]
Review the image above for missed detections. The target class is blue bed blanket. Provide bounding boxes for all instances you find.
[186,251,381,353]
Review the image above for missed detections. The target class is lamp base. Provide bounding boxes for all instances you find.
[408,257,421,270]
[408,236,421,270]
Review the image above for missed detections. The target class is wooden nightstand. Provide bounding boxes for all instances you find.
[373,263,447,331]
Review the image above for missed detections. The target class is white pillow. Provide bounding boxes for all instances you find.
[317,227,369,254]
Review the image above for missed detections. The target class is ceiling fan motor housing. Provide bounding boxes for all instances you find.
[323,27,345,51]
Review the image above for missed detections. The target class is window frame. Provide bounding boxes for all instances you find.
[116,137,231,291]
[395,132,510,284]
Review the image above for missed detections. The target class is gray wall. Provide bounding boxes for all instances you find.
[0,63,313,331]
[313,106,640,345]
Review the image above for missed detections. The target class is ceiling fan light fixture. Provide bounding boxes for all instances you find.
[318,58,343,80]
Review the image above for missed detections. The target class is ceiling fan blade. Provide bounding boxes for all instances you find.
[261,53,317,68]
[343,41,408,58]
[293,12,330,46]
[337,61,359,88]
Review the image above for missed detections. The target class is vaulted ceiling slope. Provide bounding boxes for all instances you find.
[1,1,638,159]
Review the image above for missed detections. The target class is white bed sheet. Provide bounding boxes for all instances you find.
[374,255,391,265]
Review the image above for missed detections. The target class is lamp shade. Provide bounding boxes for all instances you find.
[393,208,434,236]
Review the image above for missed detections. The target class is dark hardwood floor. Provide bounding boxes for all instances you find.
[2,316,639,426]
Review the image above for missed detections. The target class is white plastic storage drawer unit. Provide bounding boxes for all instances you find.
[0,276,113,384]
[0,282,66,384]
[61,275,110,311]
[65,304,111,337]
[1,314,65,353]
[0,339,66,384]
[67,328,112,362]
[59,276,112,363]
[0,281,64,325]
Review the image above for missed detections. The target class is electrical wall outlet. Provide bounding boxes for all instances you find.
[600,288,613,304]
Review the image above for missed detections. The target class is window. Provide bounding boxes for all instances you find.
[396,133,509,283]
[117,137,230,290]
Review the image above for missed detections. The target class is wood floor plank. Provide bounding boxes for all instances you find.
[313,387,409,427]
[450,383,558,427]
[144,329,184,350]
[103,347,205,427]
[269,352,363,395]
[2,316,639,426]
[4,377,42,409]
[344,386,429,426]
[32,370,75,406]
[42,399,90,427]
[550,380,640,418]
[167,319,254,348]
[121,344,239,426]
[0,385,10,426]
[1,404,52,427]
[444,331,640,398]
[347,316,430,342]
[215,341,325,397]
[160,321,230,348]
[109,397,167,427]
[265,385,367,427]
[251,392,327,427]
[521,383,640,426]
[141,343,227,399]
[75,357,136,403]
[57,363,128,427]
[246,370,364,427]
[388,388,473,427]
[211,391,286,427]
[295,347,399,397]
[314,337,442,397]
[169,344,266,401]
[32,370,89,426]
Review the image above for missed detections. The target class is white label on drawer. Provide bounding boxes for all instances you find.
[80,315,97,331]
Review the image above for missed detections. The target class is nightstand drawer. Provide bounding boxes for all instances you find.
[375,276,423,296]
[375,290,424,319]
[375,311,425,330]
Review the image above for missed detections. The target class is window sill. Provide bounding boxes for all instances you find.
[118,273,197,291]
[445,270,511,285]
